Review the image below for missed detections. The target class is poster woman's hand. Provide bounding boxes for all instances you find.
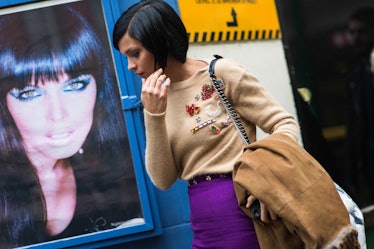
[141,68,171,114]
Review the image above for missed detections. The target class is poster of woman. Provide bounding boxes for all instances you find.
[0,0,143,247]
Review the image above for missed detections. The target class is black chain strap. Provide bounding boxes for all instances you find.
[208,55,250,145]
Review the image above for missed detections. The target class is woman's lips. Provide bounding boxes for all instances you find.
[47,130,73,146]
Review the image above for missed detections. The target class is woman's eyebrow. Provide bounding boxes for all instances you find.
[122,46,137,56]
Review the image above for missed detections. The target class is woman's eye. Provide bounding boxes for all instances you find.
[131,51,139,58]
[64,75,91,92]
[8,87,43,102]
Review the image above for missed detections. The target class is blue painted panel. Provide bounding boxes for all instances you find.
[107,0,193,248]
[109,223,193,249]
[0,0,37,6]
[109,0,191,226]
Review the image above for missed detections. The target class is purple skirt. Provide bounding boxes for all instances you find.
[188,176,260,249]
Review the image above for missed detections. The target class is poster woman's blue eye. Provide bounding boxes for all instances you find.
[8,86,43,102]
[63,75,91,92]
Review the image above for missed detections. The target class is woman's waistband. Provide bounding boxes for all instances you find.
[187,173,232,186]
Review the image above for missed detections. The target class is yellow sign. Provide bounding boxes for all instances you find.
[178,0,281,43]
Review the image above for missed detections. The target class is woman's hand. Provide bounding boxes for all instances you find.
[141,68,171,114]
[246,195,278,223]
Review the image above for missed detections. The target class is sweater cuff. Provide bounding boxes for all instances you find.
[144,110,167,131]
[143,109,166,117]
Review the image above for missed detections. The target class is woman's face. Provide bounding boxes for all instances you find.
[118,33,156,79]
[6,72,97,161]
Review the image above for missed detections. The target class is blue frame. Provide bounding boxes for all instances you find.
[0,0,162,248]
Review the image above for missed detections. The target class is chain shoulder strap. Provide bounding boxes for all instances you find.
[208,55,250,145]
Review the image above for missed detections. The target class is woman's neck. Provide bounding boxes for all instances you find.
[164,58,207,83]
[37,159,77,236]
[26,150,78,235]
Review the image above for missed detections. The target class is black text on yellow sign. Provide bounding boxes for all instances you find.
[178,0,281,43]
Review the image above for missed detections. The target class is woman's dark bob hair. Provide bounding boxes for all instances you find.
[112,0,188,69]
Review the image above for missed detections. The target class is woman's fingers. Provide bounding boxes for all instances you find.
[269,210,278,221]
[245,195,256,208]
[141,68,170,114]
[246,195,279,223]
[260,201,270,223]
[145,68,163,88]
[143,68,167,93]
[160,76,171,95]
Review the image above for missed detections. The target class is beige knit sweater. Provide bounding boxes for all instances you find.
[144,57,300,190]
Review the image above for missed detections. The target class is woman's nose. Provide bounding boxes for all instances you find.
[47,94,67,122]
[127,58,136,71]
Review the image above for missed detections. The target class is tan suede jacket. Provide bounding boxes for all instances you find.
[233,133,360,249]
